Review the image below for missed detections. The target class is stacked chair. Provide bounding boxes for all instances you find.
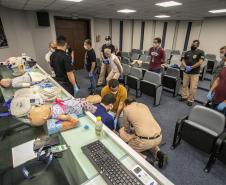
[131,49,143,55]
[162,67,181,97]
[200,59,208,80]
[140,71,162,105]
[171,105,225,172]
[127,67,143,97]
[205,54,217,73]
[120,63,131,85]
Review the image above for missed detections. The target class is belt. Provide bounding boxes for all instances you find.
[135,132,161,140]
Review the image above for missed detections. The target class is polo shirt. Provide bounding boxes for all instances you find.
[94,104,114,130]
[50,49,74,82]
[213,67,226,104]
[149,47,165,71]
[85,48,96,72]
[101,84,127,113]
[183,49,205,74]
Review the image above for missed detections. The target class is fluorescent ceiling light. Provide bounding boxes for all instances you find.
[62,0,83,2]
[155,1,182,7]
[209,9,226,13]
[117,9,136,13]
[155,15,171,18]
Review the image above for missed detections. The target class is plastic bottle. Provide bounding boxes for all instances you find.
[95,116,103,137]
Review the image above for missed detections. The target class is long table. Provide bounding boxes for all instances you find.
[0,64,174,185]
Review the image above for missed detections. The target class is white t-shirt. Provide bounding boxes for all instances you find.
[109,54,123,73]
[45,50,53,63]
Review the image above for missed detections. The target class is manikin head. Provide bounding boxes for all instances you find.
[57,35,67,51]
[101,94,116,112]
[153,37,161,48]
[105,36,112,46]
[49,41,57,52]
[84,39,92,50]
[28,104,52,126]
[0,78,12,88]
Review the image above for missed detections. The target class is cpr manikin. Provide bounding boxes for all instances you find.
[0,72,47,88]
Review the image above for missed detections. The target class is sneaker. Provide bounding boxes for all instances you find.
[157,151,168,169]
[179,97,187,102]
[187,101,193,106]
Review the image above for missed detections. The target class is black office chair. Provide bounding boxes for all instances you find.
[171,105,225,172]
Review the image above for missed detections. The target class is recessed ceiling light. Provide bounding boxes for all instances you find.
[155,1,182,7]
[117,9,136,13]
[62,0,83,2]
[155,15,171,18]
[209,9,226,13]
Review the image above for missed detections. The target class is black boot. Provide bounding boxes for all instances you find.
[157,151,168,169]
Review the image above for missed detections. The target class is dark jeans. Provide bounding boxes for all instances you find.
[149,68,161,73]
[88,72,96,92]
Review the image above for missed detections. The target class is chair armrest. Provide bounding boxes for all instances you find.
[155,84,162,89]
[176,115,188,125]
[214,132,226,155]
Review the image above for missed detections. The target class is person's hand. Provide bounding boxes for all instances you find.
[207,91,214,101]
[88,72,93,78]
[217,102,226,111]
[185,66,192,72]
[73,84,79,97]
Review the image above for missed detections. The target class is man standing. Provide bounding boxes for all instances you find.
[50,35,79,96]
[84,39,96,94]
[211,46,226,87]
[97,36,115,86]
[94,94,116,130]
[119,97,167,169]
[149,37,165,73]
[101,79,127,129]
[181,40,205,106]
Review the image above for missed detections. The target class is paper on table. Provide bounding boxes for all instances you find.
[12,139,36,168]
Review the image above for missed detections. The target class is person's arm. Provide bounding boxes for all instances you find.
[67,71,76,86]
[113,57,122,73]
[90,62,96,73]
[71,50,75,63]
[115,101,124,119]
[161,49,166,64]
[191,59,204,69]
[210,77,219,92]
[90,51,96,74]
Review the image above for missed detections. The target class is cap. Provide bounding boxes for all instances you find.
[105,36,111,40]
[96,116,102,121]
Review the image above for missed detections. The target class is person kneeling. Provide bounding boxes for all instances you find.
[119,97,167,169]
[94,94,116,130]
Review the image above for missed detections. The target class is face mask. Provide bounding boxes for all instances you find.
[50,48,55,52]
[191,46,197,51]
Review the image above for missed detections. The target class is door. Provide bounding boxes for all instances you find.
[54,17,91,69]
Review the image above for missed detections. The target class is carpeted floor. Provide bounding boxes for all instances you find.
[76,69,226,185]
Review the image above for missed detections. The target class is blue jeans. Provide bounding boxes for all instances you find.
[89,73,96,92]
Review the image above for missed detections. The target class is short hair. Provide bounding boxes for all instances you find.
[193,40,200,46]
[84,39,92,46]
[104,46,113,53]
[154,37,161,44]
[125,96,136,105]
[108,79,119,88]
[101,94,116,105]
[57,35,66,46]
[220,46,226,50]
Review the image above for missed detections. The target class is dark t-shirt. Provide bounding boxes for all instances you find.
[149,47,165,70]
[213,67,226,104]
[94,104,114,130]
[85,48,96,72]
[50,49,74,82]
[183,49,205,74]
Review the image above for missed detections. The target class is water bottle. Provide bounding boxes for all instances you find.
[95,116,103,137]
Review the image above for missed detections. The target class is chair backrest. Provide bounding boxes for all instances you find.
[205,54,216,61]
[131,53,140,61]
[139,55,150,63]
[165,67,180,78]
[144,50,149,55]
[170,54,182,66]
[165,49,172,61]
[141,62,149,70]
[121,57,130,64]
[129,67,143,79]
[171,50,180,55]
[143,71,162,85]
[122,63,131,75]
[121,52,130,58]
[131,49,143,55]
[188,105,225,135]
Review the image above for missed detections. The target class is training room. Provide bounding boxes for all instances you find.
[0,0,226,185]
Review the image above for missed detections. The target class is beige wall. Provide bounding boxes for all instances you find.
[122,20,133,52]
[143,21,155,51]
[132,20,141,49]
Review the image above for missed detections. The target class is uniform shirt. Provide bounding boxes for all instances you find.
[85,48,96,72]
[123,102,161,138]
[183,49,205,74]
[213,67,226,104]
[101,85,127,113]
[50,49,74,82]
[94,104,114,130]
[149,47,165,71]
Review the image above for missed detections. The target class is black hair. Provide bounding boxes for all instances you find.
[104,46,113,53]
[108,79,119,88]
[154,37,161,44]
[193,40,200,46]
[220,46,226,50]
[125,96,136,105]
[84,39,92,46]
[57,35,66,46]
[101,94,116,105]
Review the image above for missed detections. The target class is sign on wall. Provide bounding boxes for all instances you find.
[0,17,8,48]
